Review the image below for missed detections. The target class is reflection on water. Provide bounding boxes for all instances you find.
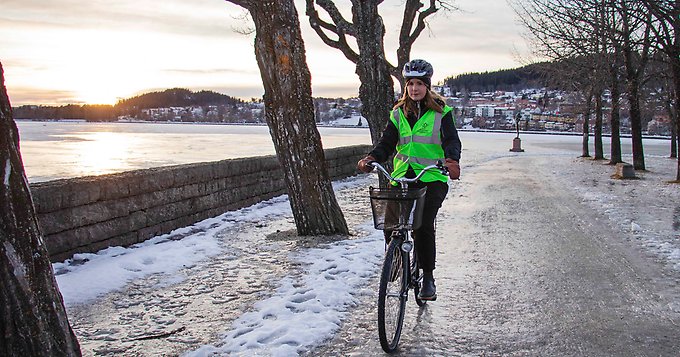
[17,121,372,182]
[64,132,136,177]
[16,120,673,183]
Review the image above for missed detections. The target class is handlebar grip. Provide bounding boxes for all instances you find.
[436,159,449,174]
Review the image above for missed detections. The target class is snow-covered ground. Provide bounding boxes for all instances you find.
[53,132,679,356]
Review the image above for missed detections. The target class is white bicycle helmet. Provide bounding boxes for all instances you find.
[402,59,433,88]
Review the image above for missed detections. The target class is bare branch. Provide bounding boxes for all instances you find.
[230,9,255,35]
[305,0,360,63]
[393,1,456,84]
[225,0,253,10]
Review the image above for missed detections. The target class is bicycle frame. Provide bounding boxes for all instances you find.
[370,160,447,352]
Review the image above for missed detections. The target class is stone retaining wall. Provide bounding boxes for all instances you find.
[31,145,371,262]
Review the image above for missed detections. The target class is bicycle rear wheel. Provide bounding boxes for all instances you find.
[377,237,408,353]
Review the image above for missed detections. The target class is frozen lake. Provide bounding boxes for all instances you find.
[15,120,674,182]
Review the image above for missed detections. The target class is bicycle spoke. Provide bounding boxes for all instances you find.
[377,238,408,352]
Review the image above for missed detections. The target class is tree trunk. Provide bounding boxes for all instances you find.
[623,34,645,170]
[351,1,395,146]
[625,72,646,170]
[672,124,678,159]
[672,53,680,180]
[0,63,81,356]
[234,0,349,235]
[581,92,591,158]
[594,90,605,160]
[671,4,680,181]
[609,64,623,164]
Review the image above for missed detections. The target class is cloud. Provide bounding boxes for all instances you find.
[1,0,250,40]
[163,68,260,76]
[6,87,83,106]
[2,0,530,105]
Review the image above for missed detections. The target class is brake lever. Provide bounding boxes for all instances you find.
[436,159,449,175]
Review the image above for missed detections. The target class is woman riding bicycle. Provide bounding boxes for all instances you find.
[357,58,461,301]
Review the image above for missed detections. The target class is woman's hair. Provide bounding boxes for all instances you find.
[393,82,445,115]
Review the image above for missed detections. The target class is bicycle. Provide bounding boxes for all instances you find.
[367,161,448,353]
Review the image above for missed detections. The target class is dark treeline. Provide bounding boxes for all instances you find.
[444,62,551,93]
[116,88,244,111]
[13,104,116,122]
[13,88,246,121]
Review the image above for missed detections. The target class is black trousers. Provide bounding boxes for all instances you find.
[411,180,448,272]
[384,180,448,272]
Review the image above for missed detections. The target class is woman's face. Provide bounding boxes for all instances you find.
[406,78,427,101]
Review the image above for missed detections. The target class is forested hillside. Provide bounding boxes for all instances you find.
[444,62,550,93]
[116,88,243,110]
[13,88,245,121]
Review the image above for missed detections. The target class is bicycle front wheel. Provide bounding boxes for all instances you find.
[377,237,408,353]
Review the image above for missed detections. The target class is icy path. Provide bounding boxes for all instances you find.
[55,133,680,356]
[57,176,383,356]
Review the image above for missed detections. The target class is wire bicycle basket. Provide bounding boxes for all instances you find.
[369,187,426,231]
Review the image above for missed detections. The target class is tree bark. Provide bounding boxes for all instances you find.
[624,64,646,170]
[0,63,81,356]
[620,1,649,171]
[351,1,395,146]
[672,117,678,159]
[609,62,623,164]
[672,58,680,180]
[669,0,680,180]
[594,90,605,160]
[581,92,591,158]
[227,0,349,235]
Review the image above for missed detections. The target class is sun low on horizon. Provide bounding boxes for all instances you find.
[1,0,528,107]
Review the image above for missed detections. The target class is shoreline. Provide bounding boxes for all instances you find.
[14,118,673,141]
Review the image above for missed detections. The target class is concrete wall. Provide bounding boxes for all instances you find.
[31,145,371,262]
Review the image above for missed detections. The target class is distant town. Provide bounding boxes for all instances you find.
[11,79,673,138]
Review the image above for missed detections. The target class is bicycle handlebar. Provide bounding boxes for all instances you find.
[369,161,448,188]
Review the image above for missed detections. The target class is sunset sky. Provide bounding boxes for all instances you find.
[1,0,531,106]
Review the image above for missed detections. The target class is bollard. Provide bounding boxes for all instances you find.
[509,137,524,152]
[612,163,636,179]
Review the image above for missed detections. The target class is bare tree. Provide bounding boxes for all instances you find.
[224,0,348,235]
[0,63,81,356]
[642,0,680,181]
[305,0,455,145]
[512,0,609,159]
[581,89,593,158]
[617,0,654,170]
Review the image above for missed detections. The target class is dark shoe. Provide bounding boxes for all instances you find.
[419,272,437,301]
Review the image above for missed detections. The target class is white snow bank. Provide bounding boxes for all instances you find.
[185,225,383,357]
[54,195,292,306]
[54,175,373,307]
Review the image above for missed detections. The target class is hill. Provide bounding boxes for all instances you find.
[13,88,246,122]
[115,88,243,111]
[443,62,550,93]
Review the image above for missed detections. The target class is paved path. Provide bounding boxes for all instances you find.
[67,135,680,356]
[310,154,680,356]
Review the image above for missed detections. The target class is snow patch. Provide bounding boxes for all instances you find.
[54,174,372,306]
[185,226,383,357]
[54,193,294,306]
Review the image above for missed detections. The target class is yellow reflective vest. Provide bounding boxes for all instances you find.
[390,105,453,183]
